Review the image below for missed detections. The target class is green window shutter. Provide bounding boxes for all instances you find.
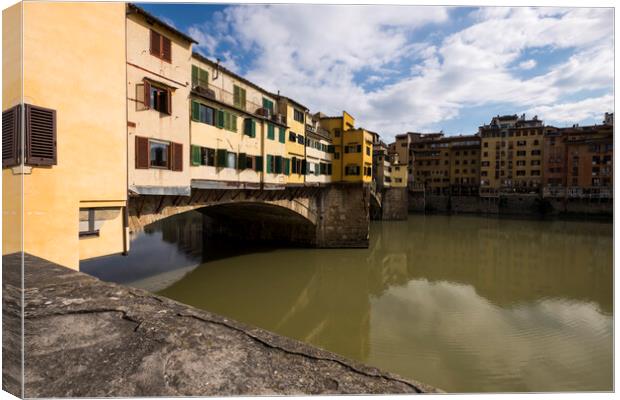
[262,97,273,112]
[191,65,198,87]
[267,124,274,140]
[279,127,285,143]
[244,118,253,136]
[301,160,307,174]
[256,155,263,171]
[238,153,246,170]
[251,120,256,137]
[216,149,227,166]
[266,155,272,173]
[233,86,240,106]
[216,110,225,128]
[199,68,208,86]
[240,88,246,110]
[284,158,290,175]
[231,114,237,132]
[191,101,200,121]
[191,145,201,166]
[275,156,282,174]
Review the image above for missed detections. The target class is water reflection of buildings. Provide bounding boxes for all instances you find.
[157,211,204,260]
[401,216,612,314]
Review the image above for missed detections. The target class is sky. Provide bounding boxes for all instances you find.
[139,3,614,141]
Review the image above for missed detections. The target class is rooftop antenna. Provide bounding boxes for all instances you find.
[214,57,221,80]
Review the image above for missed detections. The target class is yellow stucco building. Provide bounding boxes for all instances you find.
[319,111,372,183]
[2,2,128,270]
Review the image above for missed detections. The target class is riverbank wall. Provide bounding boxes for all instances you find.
[408,191,612,218]
[3,253,438,397]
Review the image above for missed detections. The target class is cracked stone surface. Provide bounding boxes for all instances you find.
[3,253,440,397]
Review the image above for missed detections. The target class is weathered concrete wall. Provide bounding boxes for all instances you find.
[316,184,370,248]
[381,188,408,220]
[451,196,499,214]
[425,195,450,213]
[547,198,613,217]
[3,253,438,397]
[408,191,425,212]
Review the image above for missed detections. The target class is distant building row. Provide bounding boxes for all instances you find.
[389,113,613,198]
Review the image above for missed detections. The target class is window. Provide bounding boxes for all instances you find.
[191,65,208,88]
[334,128,341,137]
[150,29,171,62]
[289,131,297,142]
[531,170,540,176]
[516,160,526,166]
[191,101,215,125]
[79,208,119,238]
[149,140,169,168]
[483,142,488,148]
[267,124,275,140]
[334,152,340,160]
[531,149,541,156]
[3,104,57,168]
[136,137,181,171]
[279,127,286,143]
[244,118,256,137]
[226,151,237,169]
[294,109,304,123]
[345,164,360,176]
[531,160,540,166]
[366,146,370,156]
[233,85,246,109]
[516,151,526,156]
[262,98,274,113]
[147,83,171,114]
[203,147,215,166]
[216,110,237,132]
[297,134,305,145]
[275,155,283,173]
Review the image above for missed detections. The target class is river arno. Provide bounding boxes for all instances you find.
[82,212,613,393]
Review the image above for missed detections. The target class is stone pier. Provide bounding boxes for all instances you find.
[4,253,438,397]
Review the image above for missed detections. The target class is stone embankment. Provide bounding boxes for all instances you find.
[2,253,439,397]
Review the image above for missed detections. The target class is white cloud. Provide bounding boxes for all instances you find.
[525,94,613,126]
[188,5,613,141]
[518,59,537,70]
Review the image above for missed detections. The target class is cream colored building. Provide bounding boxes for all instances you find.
[126,4,195,196]
[3,2,128,270]
[305,112,333,185]
[188,53,287,189]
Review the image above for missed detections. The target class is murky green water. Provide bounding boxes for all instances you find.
[82,212,613,393]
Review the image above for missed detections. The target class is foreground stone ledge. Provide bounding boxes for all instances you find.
[3,253,439,397]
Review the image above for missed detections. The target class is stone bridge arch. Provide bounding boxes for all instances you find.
[127,184,371,249]
[128,187,320,233]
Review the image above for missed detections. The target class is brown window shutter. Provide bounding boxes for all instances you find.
[162,36,171,62]
[143,79,151,109]
[166,89,172,115]
[135,136,149,169]
[25,104,56,166]
[150,29,161,56]
[171,142,183,171]
[2,105,20,168]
